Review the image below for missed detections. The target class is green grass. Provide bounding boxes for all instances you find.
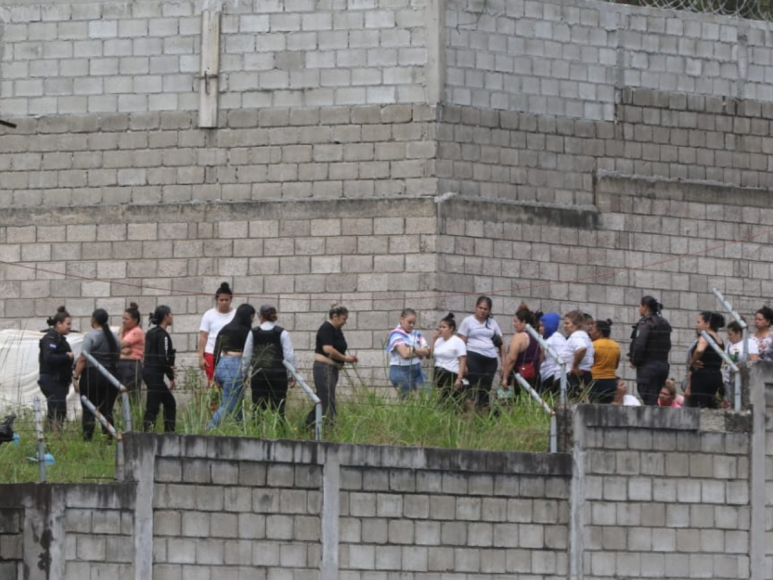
[0,372,553,484]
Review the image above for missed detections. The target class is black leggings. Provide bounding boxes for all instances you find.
[307,362,339,427]
[143,369,176,432]
[465,352,498,408]
[434,367,462,406]
[252,370,289,417]
[81,366,118,441]
[38,373,69,428]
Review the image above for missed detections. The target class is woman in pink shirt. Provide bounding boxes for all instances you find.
[657,378,684,408]
[118,302,145,399]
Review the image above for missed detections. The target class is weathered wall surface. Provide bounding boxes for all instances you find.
[445,0,773,119]
[0,0,430,117]
[3,362,773,579]
[0,198,438,375]
[1,0,773,373]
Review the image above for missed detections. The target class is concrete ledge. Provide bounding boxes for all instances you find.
[0,196,438,227]
[597,171,773,209]
[131,433,573,477]
[438,195,599,229]
[0,483,136,510]
[576,403,752,433]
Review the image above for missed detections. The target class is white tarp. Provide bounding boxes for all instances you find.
[0,329,84,418]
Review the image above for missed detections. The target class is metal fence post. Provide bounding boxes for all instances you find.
[33,397,46,482]
[525,324,567,405]
[282,361,322,441]
[513,373,556,453]
[81,352,132,431]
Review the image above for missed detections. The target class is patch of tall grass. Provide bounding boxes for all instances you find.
[0,371,553,484]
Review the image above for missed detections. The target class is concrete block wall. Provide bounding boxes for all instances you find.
[7,371,773,580]
[434,177,773,376]
[140,434,573,579]
[0,508,22,579]
[0,198,439,377]
[0,105,438,208]
[437,88,773,204]
[0,0,430,117]
[445,0,773,120]
[575,406,752,579]
[0,484,136,580]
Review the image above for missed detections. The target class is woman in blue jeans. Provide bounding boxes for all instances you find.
[208,304,256,429]
[387,309,430,397]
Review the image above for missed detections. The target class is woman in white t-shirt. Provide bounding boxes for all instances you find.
[724,319,759,404]
[538,312,572,397]
[563,310,594,398]
[458,296,504,412]
[430,313,467,406]
[198,282,236,385]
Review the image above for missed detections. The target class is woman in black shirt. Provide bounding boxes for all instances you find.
[686,311,725,409]
[142,305,176,432]
[208,304,256,429]
[306,304,358,428]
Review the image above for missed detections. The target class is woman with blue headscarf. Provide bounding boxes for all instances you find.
[538,313,571,396]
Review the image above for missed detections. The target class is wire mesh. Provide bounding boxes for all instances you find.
[611,0,772,20]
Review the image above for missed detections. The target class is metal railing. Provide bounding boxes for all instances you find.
[81,353,132,431]
[80,395,124,481]
[700,330,741,411]
[525,324,568,405]
[513,373,557,453]
[283,360,322,441]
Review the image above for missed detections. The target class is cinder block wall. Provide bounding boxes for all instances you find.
[2,0,773,377]
[4,360,773,580]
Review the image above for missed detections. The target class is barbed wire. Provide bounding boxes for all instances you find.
[612,0,771,20]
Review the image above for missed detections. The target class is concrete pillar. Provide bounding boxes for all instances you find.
[569,406,586,580]
[749,361,771,580]
[320,447,340,580]
[123,434,158,580]
[22,487,66,580]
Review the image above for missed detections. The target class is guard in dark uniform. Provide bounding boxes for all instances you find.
[38,306,74,430]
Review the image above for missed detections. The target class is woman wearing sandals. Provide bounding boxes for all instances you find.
[458,296,505,412]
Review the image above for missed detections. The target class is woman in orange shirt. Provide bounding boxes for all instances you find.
[118,302,145,400]
[589,319,620,403]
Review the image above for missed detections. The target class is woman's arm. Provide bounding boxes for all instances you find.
[457,355,467,384]
[322,345,357,364]
[198,331,209,371]
[689,337,707,367]
[571,348,587,374]
[501,334,526,385]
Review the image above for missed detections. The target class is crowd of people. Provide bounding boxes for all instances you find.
[35,281,773,439]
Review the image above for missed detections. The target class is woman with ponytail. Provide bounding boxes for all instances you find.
[38,306,74,430]
[118,302,145,400]
[143,306,177,432]
[629,295,672,405]
[686,311,725,408]
[72,309,120,441]
[198,282,236,384]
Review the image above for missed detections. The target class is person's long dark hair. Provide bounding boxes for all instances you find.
[700,311,725,332]
[149,305,171,326]
[233,304,256,329]
[92,308,118,358]
[641,296,663,315]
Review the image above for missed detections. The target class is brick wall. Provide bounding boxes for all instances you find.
[0,0,430,117]
[0,105,438,208]
[7,379,773,580]
[445,0,773,119]
[0,508,22,579]
[575,406,751,579]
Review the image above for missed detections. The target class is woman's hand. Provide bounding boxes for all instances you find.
[455,377,463,390]
[72,377,80,394]
[169,380,176,391]
[346,354,358,364]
